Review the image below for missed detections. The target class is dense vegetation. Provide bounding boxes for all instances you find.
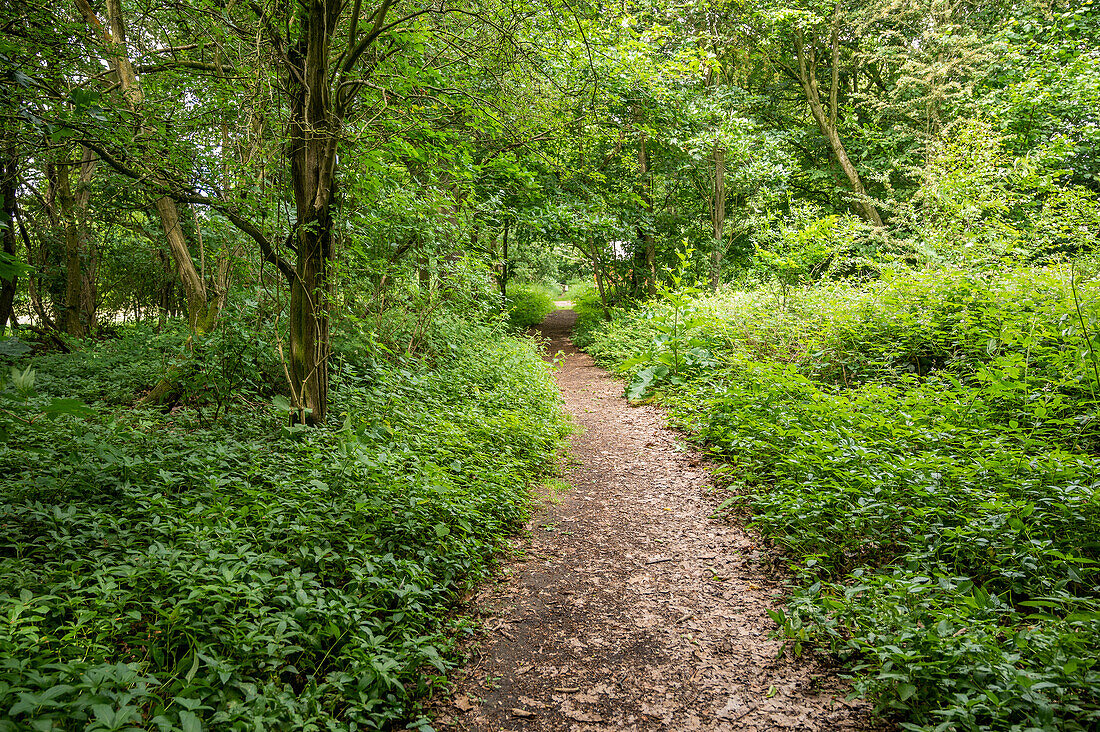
[582,265,1100,730]
[2,0,1099,728]
[1,304,566,730]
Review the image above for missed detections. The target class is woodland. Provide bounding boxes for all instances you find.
[0,0,1098,730]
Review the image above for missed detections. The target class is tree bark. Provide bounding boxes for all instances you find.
[793,20,884,227]
[710,142,726,289]
[48,147,98,336]
[285,0,343,426]
[0,132,18,333]
[153,196,217,332]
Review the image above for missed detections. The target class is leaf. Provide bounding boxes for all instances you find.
[897,683,917,702]
[43,398,95,420]
[179,710,202,732]
[0,337,31,358]
[433,523,450,538]
[0,251,31,282]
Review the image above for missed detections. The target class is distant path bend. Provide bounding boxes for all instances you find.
[432,308,886,731]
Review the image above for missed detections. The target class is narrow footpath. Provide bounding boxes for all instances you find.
[430,308,886,731]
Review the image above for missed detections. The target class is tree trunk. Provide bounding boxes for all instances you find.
[794,23,884,227]
[637,126,657,297]
[710,142,726,289]
[48,147,98,337]
[285,0,343,426]
[0,132,18,333]
[153,196,217,332]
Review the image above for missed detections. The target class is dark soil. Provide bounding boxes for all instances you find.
[429,308,888,731]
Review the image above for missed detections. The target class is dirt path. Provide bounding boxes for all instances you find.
[430,309,886,731]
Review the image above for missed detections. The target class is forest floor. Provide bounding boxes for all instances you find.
[428,308,889,731]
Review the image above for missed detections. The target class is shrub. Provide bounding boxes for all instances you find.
[582,262,1100,731]
[503,284,555,330]
[570,287,614,349]
[0,310,567,730]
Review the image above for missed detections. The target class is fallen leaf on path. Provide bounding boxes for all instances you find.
[510,708,536,718]
[518,695,547,708]
[453,695,474,712]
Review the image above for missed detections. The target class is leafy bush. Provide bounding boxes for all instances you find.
[907,119,1100,269]
[503,284,554,329]
[583,263,1100,731]
[570,286,621,349]
[14,324,180,405]
[620,250,716,400]
[0,311,567,730]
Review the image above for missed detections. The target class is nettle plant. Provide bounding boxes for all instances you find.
[624,248,716,400]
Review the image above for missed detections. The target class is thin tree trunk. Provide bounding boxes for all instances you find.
[49,147,98,336]
[637,125,657,297]
[153,196,216,331]
[285,0,343,426]
[0,132,18,333]
[794,23,883,227]
[710,142,726,289]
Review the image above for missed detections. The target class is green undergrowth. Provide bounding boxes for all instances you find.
[0,312,567,730]
[582,264,1100,731]
[503,284,554,330]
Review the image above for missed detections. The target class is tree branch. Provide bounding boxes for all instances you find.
[137,60,241,75]
[76,138,295,282]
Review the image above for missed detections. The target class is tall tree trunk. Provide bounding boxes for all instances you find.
[637,126,657,297]
[285,0,343,426]
[793,21,884,227]
[0,131,18,333]
[77,0,221,334]
[710,142,726,290]
[48,147,98,337]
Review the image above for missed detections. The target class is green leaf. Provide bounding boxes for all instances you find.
[43,398,95,420]
[0,337,31,358]
[179,710,202,732]
[897,683,917,702]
